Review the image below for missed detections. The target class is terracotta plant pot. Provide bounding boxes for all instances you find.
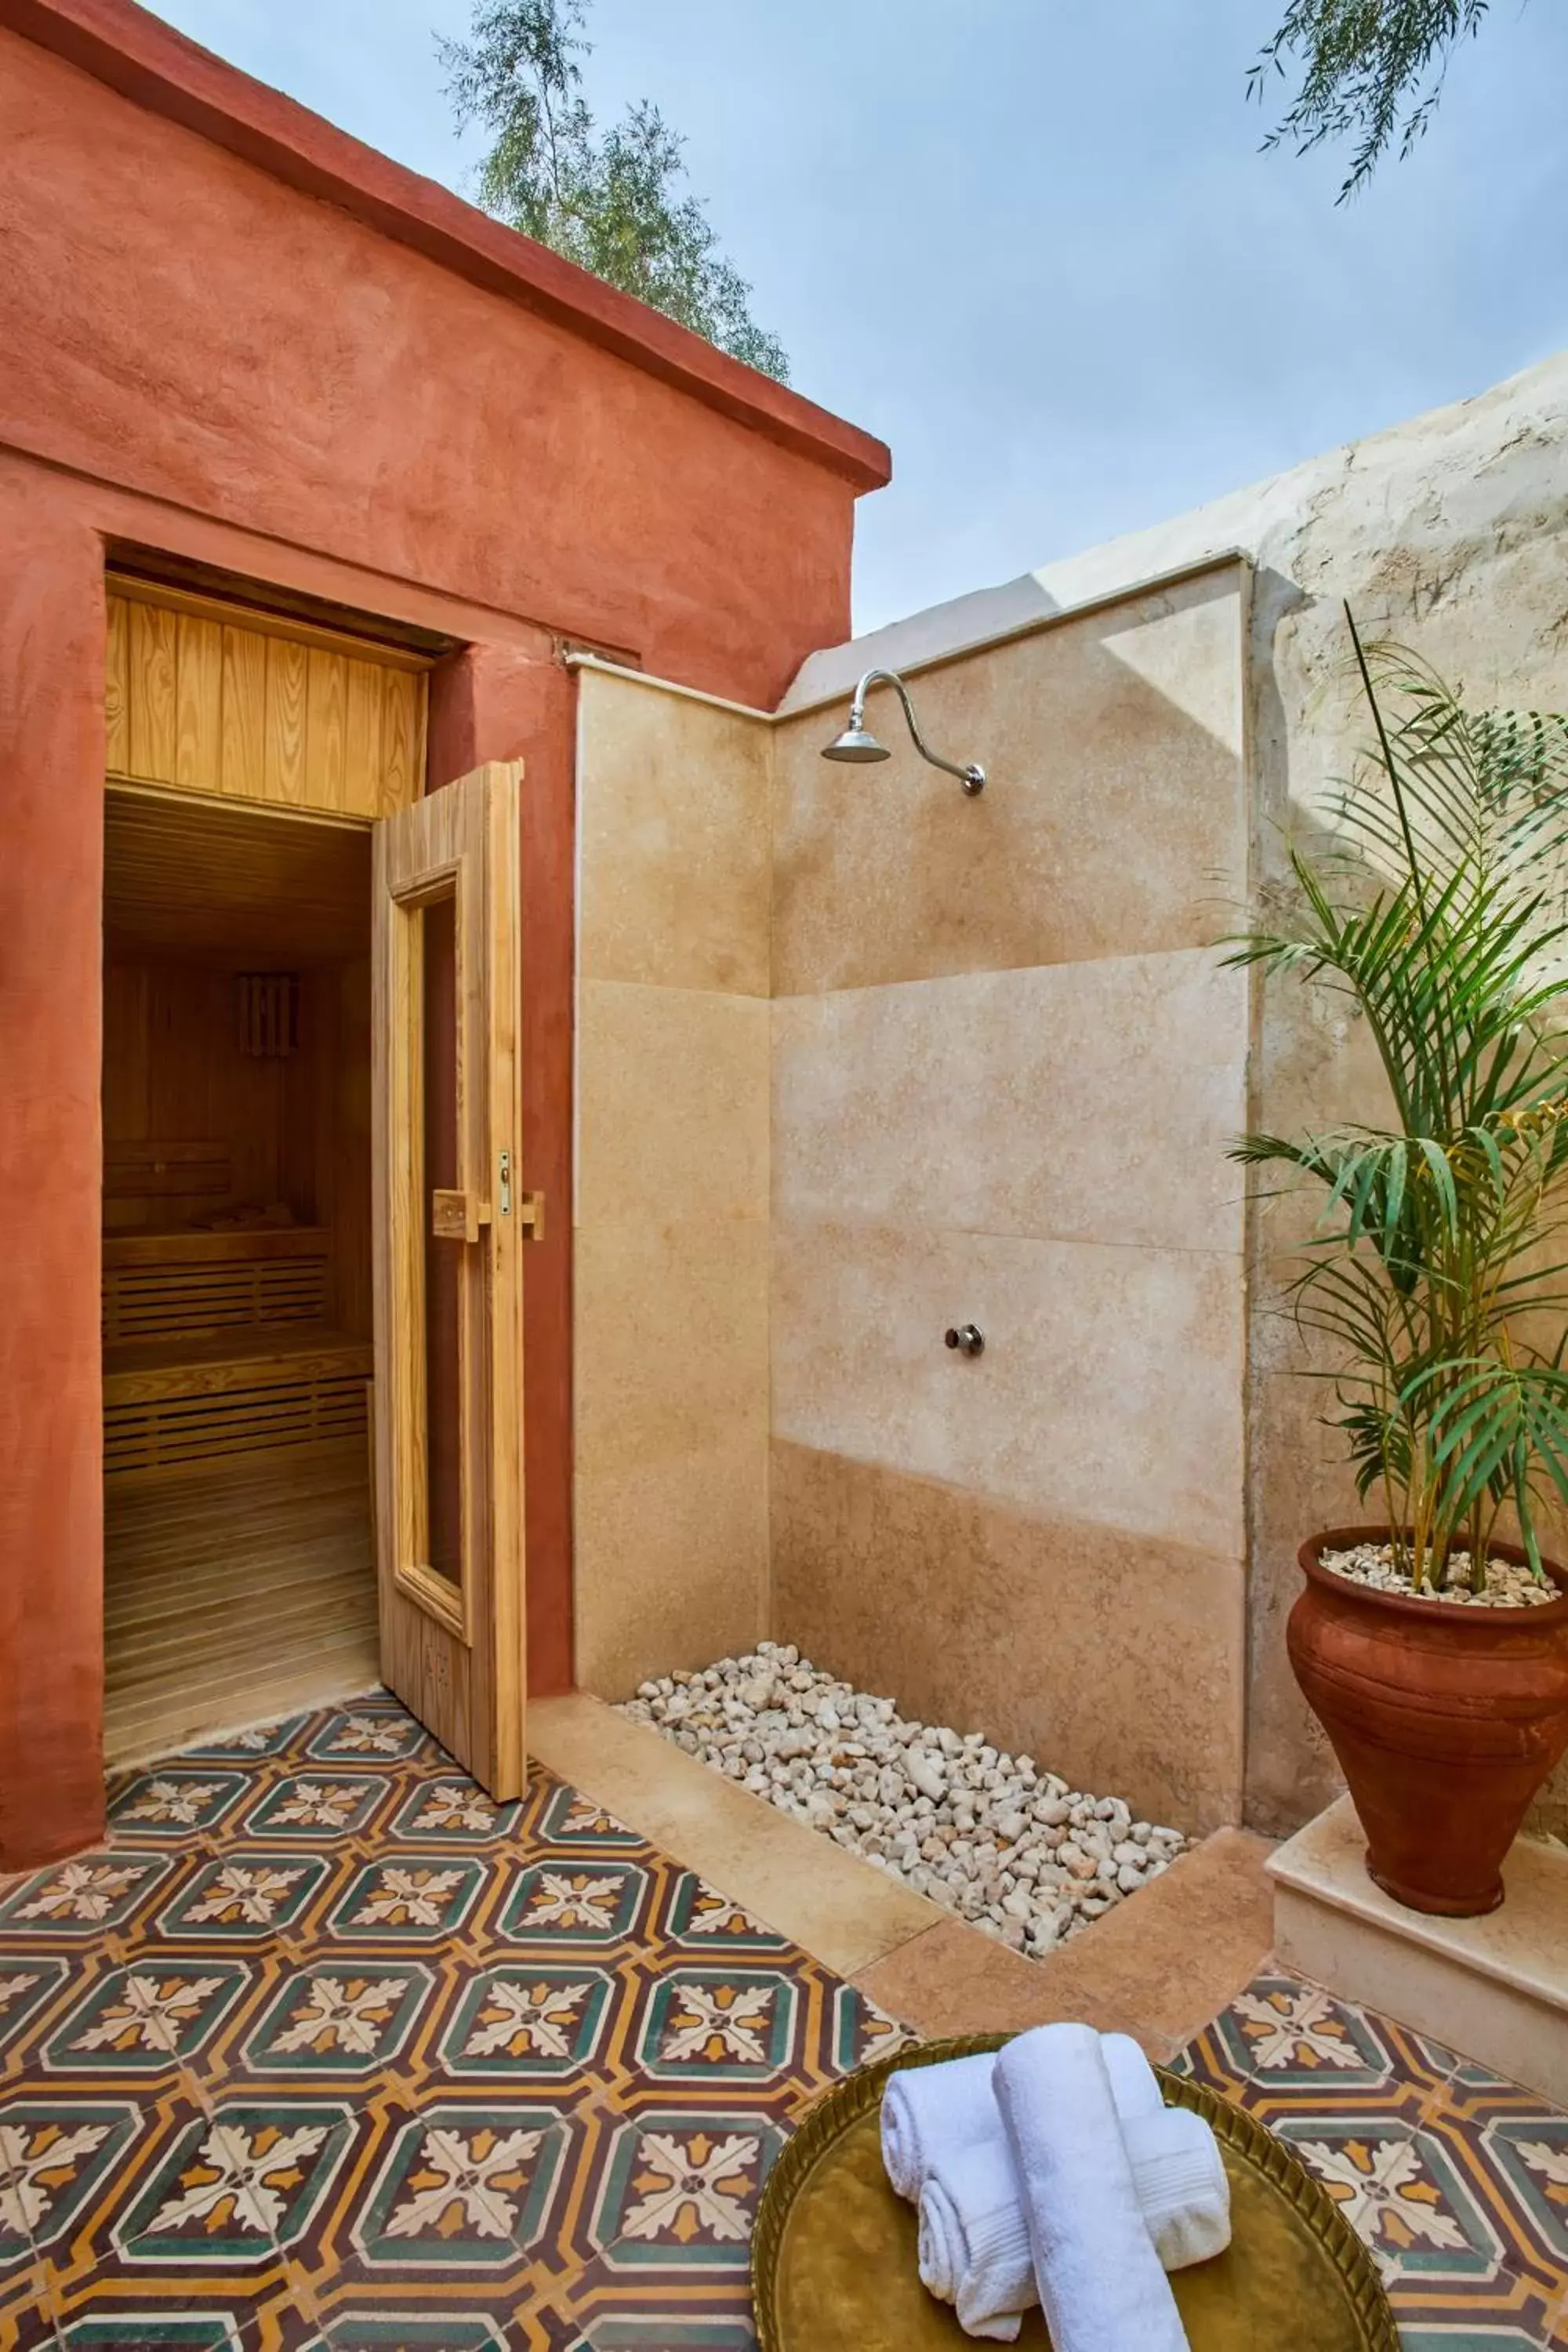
[1289,1527,1568,1918]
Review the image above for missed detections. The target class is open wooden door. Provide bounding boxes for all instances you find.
[372,760,529,1795]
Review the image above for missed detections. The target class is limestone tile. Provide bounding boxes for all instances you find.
[849,1917,1166,2049]
[526,1695,943,1975]
[853,1829,1272,2054]
[770,1440,1246,1834]
[577,1216,768,1478]
[577,980,768,1228]
[771,1222,1246,1559]
[772,566,1246,994]
[573,1431,768,1697]
[1022,1828,1276,2049]
[577,666,771,994]
[771,950,1247,1253]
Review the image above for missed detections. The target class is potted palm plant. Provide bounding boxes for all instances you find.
[1229,616,1568,1918]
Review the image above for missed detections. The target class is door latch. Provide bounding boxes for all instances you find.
[499,1150,545,1240]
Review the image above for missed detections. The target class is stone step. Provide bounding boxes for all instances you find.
[1269,1795,1568,2106]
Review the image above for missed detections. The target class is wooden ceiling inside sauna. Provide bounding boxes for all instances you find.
[104,788,372,964]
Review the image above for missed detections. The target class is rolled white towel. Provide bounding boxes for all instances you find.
[919,2105,1230,2339]
[880,2031,1161,2203]
[993,2022,1189,2352]
[880,2050,996,2203]
[1125,2105,1232,2273]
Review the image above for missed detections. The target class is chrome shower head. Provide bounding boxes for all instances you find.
[819,669,985,794]
[821,725,891,764]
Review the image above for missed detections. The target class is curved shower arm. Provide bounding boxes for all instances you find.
[849,669,986,793]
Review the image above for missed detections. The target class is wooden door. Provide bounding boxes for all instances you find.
[372,762,528,1794]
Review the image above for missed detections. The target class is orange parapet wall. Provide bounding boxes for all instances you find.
[0,0,888,1868]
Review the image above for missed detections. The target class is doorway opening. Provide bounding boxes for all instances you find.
[101,786,379,1765]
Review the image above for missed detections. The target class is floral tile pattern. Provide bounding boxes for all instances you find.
[5,1693,1562,2347]
[1179,1969,1568,2343]
[0,1693,909,2347]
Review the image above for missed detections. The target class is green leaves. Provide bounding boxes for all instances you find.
[440,1,789,381]
[1250,0,1496,200]
[1230,623,1568,1588]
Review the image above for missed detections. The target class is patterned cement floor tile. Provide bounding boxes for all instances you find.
[1182,1969,1568,2346]
[9,1697,1568,2348]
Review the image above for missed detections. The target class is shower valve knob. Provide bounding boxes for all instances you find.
[945,1323,985,1358]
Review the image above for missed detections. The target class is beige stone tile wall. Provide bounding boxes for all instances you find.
[572,358,1568,1849]
[771,565,1247,993]
[768,561,1253,1834]
[573,667,772,1692]
[833,355,1568,1841]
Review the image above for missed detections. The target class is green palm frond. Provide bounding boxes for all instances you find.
[1229,613,1568,1588]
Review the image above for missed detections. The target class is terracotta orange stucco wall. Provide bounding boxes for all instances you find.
[0,0,888,1868]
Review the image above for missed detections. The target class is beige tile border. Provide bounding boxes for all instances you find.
[528,1693,942,1977]
[529,1697,1276,2054]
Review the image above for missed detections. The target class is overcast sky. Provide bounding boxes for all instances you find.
[146,0,1567,634]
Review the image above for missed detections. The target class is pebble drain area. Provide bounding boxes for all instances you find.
[619,1642,1189,1958]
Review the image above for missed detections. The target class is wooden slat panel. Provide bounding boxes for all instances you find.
[104,1329,373,1399]
[104,1335,372,1473]
[110,586,430,816]
[264,636,309,806]
[305,648,349,813]
[105,592,130,776]
[174,614,223,789]
[376,669,423,816]
[104,791,371,964]
[127,598,179,782]
[101,1247,330,1345]
[220,622,269,800]
[343,659,384,812]
[107,584,429,817]
[104,1227,330,1268]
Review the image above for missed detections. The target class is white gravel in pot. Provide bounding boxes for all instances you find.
[617,1642,1189,1958]
[1320,1541,1559,1608]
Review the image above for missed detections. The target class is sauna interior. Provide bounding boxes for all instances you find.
[98,572,435,1766]
[101,789,378,1762]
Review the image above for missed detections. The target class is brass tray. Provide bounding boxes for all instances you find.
[752,2034,1397,2350]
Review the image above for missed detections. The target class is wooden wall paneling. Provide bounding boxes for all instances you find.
[105,593,129,776]
[127,597,178,782]
[101,960,301,1225]
[345,661,384,802]
[379,670,423,815]
[107,579,433,818]
[306,650,349,812]
[311,964,339,1321]
[279,966,321,1227]
[264,636,310,806]
[339,958,375,1338]
[220,622,269,801]
[174,613,223,789]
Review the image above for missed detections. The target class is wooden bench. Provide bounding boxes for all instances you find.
[101,1229,368,1477]
[102,1226,331,1345]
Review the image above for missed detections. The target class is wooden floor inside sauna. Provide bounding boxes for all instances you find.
[103,1439,381,1767]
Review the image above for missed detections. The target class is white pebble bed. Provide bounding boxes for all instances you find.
[1322,1541,1559,1608]
[619,1643,1189,1958]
